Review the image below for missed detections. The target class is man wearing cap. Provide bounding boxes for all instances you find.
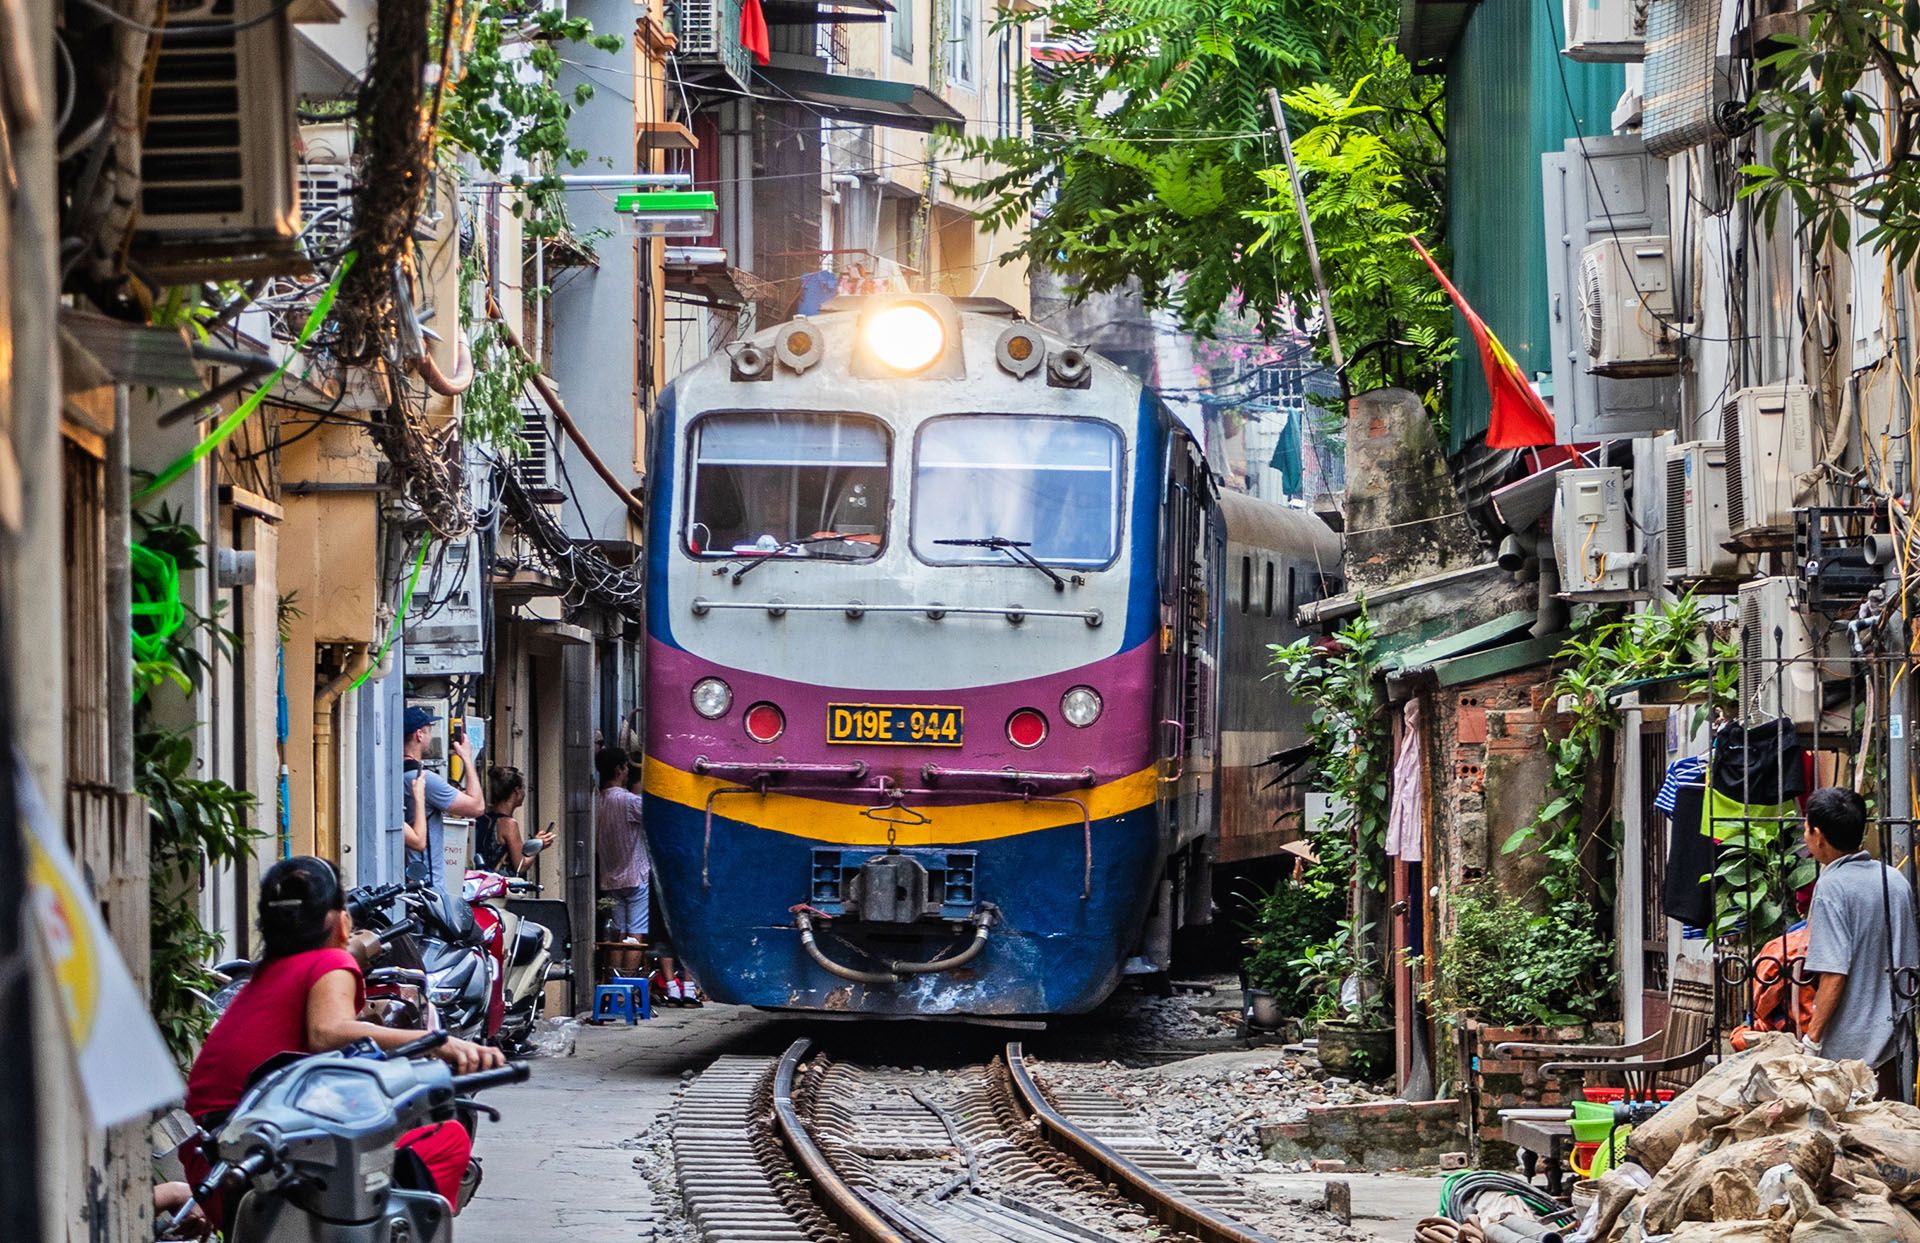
[402,705,486,886]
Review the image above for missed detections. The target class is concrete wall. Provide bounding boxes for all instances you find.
[1343,389,1485,594]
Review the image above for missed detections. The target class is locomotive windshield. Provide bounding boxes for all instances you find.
[912,416,1122,568]
[685,412,889,559]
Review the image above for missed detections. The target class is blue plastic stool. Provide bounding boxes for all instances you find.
[610,974,653,1020]
[591,983,644,1025]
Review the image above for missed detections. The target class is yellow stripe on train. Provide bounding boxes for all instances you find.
[641,756,1160,846]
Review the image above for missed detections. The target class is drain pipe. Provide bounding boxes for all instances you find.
[1534,557,1568,638]
[312,645,372,864]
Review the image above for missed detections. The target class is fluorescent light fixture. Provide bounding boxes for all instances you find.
[616,190,719,238]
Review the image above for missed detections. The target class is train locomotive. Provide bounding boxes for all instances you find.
[642,293,1339,1016]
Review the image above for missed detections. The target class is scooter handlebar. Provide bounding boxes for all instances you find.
[387,1030,449,1060]
[450,1062,531,1094]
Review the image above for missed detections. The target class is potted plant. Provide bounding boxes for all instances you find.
[1295,917,1393,1078]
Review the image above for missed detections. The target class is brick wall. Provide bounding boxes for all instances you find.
[1458,1019,1622,1169]
[1259,1099,1467,1169]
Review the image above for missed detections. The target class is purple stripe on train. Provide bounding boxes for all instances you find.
[646,636,1158,791]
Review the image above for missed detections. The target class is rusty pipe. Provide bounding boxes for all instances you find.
[413,326,474,396]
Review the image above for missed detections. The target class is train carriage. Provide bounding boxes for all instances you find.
[641,293,1335,1016]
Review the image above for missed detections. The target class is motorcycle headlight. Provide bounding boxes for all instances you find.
[691,677,733,719]
[291,1068,388,1124]
[1061,686,1103,728]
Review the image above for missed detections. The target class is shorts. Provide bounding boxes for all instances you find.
[605,881,649,937]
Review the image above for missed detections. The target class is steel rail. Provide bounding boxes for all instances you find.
[1002,1043,1285,1243]
[769,1040,914,1243]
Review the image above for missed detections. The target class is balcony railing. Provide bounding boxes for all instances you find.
[669,0,750,91]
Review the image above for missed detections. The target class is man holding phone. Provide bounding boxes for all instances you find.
[401,705,486,887]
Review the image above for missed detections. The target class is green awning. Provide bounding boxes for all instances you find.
[755,67,965,133]
[1380,609,1539,674]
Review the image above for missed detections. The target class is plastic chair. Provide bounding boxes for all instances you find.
[609,974,654,1021]
[591,983,644,1025]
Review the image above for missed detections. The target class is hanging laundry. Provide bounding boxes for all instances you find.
[1654,753,1707,816]
[1658,755,1714,927]
[1711,717,1808,805]
[1268,407,1305,498]
[1385,699,1425,862]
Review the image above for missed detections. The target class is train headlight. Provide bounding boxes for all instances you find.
[863,303,945,374]
[691,677,733,719]
[1061,686,1103,728]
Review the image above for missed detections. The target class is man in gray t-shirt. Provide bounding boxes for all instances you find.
[402,705,485,887]
[1803,787,1918,1095]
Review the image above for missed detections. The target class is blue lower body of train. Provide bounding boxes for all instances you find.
[641,796,1164,1016]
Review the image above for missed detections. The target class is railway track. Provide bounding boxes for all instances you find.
[673,1040,1287,1243]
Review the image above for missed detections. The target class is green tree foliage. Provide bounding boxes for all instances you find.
[1270,609,1391,895]
[956,0,1452,397]
[135,511,261,1063]
[1429,881,1611,1027]
[1741,8,1920,270]
[436,0,623,240]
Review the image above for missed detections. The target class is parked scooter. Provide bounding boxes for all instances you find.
[159,1032,528,1243]
[463,872,553,1053]
[402,882,499,1042]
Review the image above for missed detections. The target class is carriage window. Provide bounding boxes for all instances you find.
[1264,562,1274,617]
[685,412,889,559]
[912,416,1122,567]
[1240,556,1251,614]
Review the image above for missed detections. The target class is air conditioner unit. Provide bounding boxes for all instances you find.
[1579,236,1677,376]
[134,0,300,273]
[1565,0,1647,61]
[1553,467,1640,597]
[1737,576,1844,729]
[1723,384,1816,547]
[1663,440,1744,585]
[515,399,562,499]
[296,123,355,261]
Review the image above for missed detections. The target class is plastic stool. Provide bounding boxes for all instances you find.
[610,974,653,1020]
[591,984,642,1025]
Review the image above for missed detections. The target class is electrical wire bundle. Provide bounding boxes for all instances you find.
[494,463,643,619]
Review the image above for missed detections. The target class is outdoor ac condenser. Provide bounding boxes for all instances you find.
[1564,0,1647,61]
[1723,384,1816,547]
[1663,440,1743,586]
[1578,236,1677,376]
[1553,467,1640,597]
[1736,576,1842,729]
[136,0,299,254]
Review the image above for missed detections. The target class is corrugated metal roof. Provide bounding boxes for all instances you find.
[1444,0,1624,453]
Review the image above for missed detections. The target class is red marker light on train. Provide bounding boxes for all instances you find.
[744,702,785,743]
[1007,709,1048,749]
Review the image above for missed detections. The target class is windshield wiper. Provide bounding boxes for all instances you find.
[933,536,1068,592]
[729,534,855,585]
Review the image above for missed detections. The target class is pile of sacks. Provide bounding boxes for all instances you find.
[1577,1032,1920,1242]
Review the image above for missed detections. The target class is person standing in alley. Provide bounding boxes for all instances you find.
[402,705,485,887]
[1802,786,1919,1098]
[596,745,650,944]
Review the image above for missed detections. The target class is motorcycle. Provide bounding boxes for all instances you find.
[462,872,554,1053]
[159,1032,528,1243]
[402,882,499,1042]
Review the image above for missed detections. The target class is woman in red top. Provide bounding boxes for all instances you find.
[185,857,504,1210]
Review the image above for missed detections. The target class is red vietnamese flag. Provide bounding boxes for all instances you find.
[741,0,771,65]
[1409,235,1557,449]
